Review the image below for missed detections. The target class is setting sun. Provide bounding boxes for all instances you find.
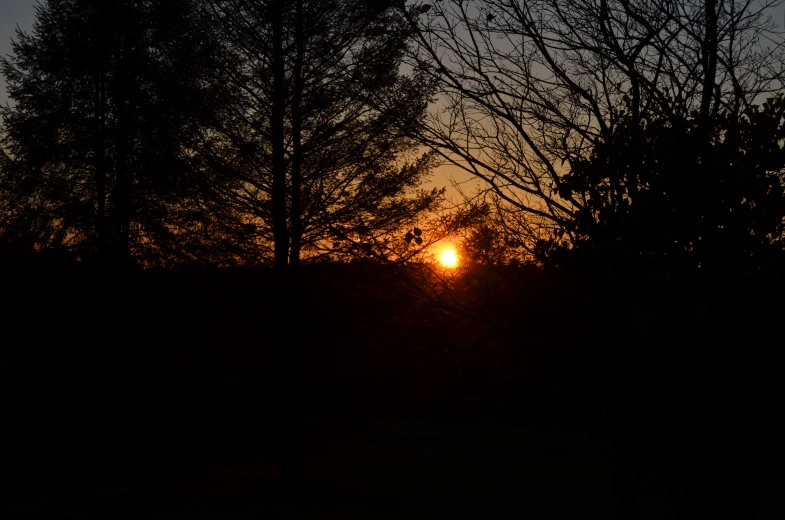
[440,249,458,267]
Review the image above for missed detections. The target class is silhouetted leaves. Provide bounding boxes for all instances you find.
[459,216,521,266]
[404,0,785,276]
[552,103,785,273]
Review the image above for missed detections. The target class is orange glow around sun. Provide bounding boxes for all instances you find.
[440,249,458,267]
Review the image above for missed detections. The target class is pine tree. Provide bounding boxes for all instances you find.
[0,0,226,267]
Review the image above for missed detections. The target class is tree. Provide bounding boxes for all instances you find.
[190,2,461,505]
[399,0,785,263]
[0,0,226,267]
[398,1,785,517]
[200,0,447,269]
[455,203,525,266]
[543,101,785,275]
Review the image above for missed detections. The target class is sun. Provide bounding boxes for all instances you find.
[440,249,458,267]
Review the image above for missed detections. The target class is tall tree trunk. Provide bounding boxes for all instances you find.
[94,70,107,262]
[114,42,132,270]
[270,2,303,515]
[272,0,289,270]
[289,0,304,267]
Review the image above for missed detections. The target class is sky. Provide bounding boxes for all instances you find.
[0,0,37,107]
[2,0,782,207]
[0,0,474,207]
[4,1,785,104]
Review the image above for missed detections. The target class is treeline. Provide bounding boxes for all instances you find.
[0,0,460,269]
[407,0,785,281]
[2,0,785,275]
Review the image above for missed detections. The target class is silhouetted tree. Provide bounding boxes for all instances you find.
[201,0,445,268]
[399,1,785,517]
[540,101,785,275]
[0,0,226,267]
[190,2,457,506]
[458,210,523,266]
[400,0,785,264]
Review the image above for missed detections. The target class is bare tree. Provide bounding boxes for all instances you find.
[398,2,785,518]
[400,0,785,254]
[197,0,448,268]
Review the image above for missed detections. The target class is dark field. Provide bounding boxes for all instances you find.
[2,262,783,518]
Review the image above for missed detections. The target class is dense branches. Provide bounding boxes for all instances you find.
[196,0,449,267]
[0,0,457,268]
[401,0,785,269]
[0,0,226,266]
[543,100,785,273]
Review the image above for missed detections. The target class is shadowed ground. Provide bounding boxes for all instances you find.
[7,421,616,519]
[3,264,781,518]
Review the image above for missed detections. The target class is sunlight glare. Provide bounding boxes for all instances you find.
[440,249,458,267]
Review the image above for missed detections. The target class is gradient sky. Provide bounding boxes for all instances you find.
[0,0,470,199]
[3,0,782,205]
[0,0,37,107]
[4,1,785,104]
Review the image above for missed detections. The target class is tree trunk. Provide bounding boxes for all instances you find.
[272,0,290,270]
[113,31,134,270]
[289,0,305,267]
[115,98,131,267]
[271,2,303,513]
[94,69,107,261]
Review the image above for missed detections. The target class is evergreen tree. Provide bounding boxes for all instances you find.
[0,0,226,267]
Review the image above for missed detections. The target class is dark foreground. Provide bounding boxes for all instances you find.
[2,263,783,518]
